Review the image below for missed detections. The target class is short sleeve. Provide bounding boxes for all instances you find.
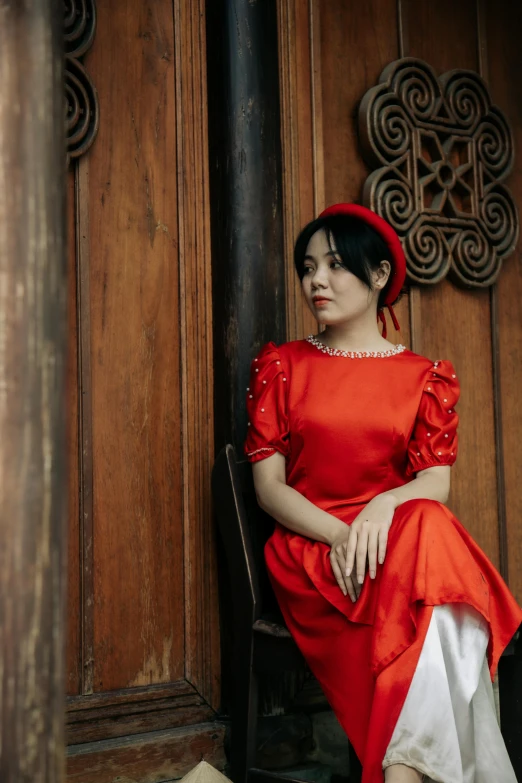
[407,360,460,476]
[244,342,290,463]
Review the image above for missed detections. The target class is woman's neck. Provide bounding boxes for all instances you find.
[318,318,394,353]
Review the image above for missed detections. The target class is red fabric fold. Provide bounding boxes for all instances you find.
[266,499,521,782]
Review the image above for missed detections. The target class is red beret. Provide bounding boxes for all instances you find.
[318,203,406,307]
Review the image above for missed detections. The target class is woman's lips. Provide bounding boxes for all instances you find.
[313,298,331,306]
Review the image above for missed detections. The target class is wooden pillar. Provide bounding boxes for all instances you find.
[0,2,67,781]
[207,0,286,453]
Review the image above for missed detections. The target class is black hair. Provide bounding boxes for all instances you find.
[294,214,401,308]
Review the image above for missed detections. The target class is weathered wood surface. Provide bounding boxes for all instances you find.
[66,681,214,744]
[0,1,68,780]
[67,167,81,697]
[66,722,226,783]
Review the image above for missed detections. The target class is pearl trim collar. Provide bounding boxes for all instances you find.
[306,334,406,358]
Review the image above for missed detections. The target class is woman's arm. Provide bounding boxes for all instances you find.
[380,464,451,507]
[254,456,450,542]
[340,465,451,591]
[254,454,452,601]
[253,451,364,600]
[252,451,347,545]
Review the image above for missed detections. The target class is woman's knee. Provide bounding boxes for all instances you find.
[391,499,456,540]
[395,498,447,518]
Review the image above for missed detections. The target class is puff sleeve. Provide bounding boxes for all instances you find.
[244,342,290,463]
[407,360,460,476]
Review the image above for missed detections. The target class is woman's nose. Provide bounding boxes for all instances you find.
[311,267,328,287]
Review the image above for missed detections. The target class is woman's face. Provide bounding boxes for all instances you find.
[301,228,384,325]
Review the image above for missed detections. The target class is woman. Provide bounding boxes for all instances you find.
[243,203,522,783]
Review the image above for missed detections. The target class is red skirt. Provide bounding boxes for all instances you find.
[264,499,522,783]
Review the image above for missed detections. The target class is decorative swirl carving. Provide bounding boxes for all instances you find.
[389,60,440,124]
[452,228,500,286]
[373,177,415,233]
[65,57,99,159]
[398,73,439,124]
[64,0,98,161]
[376,99,412,162]
[359,90,412,165]
[64,0,96,59]
[480,187,519,256]
[476,111,513,178]
[362,94,412,166]
[359,56,518,288]
[443,72,489,131]
[405,223,450,284]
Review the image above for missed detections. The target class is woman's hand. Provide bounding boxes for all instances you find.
[328,524,359,602]
[328,493,397,601]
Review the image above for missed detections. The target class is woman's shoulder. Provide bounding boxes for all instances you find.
[253,338,309,360]
[401,350,458,388]
[276,338,309,353]
[248,339,309,374]
[405,349,456,370]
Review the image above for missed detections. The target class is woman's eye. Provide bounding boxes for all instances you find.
[303,267,313,274]
[330,260,343,269]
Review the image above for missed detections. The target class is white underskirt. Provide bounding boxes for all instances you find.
[382,603,517,783]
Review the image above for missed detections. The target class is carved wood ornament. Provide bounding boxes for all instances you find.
[359,58,518,287]
[65,0,99,161]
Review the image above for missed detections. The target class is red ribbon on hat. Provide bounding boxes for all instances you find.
[318,203,406,337]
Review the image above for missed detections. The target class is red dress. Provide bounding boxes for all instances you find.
[244,337,522,783]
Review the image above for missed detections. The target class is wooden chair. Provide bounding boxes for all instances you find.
[211,444,362,783]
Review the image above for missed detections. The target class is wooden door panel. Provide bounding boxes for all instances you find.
[82,0,184,693]
[66,0,219,769]
[486,0,522,603]
[319,0,412,349]
[279,0,411,346]
[320,0,398,208]
[404,0,478,73]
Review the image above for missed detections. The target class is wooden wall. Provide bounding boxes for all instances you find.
[278,0,522,602]
[65,1,222,780]
[60,1,521,778]
[487,0,522,616]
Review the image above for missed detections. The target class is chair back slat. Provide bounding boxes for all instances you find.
[212,445,279,621]
[234,455,280,616]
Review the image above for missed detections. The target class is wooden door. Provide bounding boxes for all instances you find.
[65,2,221,780]
[277,0,522,604]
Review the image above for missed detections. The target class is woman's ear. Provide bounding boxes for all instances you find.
[372,260,391,289]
